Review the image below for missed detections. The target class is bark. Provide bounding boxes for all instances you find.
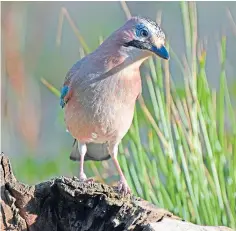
[0,153,233,231]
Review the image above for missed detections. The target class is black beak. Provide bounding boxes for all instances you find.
[151,44,169,60]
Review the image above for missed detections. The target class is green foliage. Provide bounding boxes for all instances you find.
[13,151,77,184]
[24,1,235,228]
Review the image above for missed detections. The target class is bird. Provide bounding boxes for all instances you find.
[60,16,169,194]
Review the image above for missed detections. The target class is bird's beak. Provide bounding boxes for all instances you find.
[151,44,169,60]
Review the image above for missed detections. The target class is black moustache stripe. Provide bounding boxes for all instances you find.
[124,40,151,50]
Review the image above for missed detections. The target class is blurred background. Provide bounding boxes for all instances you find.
[1,1,236,227]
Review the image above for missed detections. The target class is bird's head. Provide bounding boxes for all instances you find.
[117,16,169,61]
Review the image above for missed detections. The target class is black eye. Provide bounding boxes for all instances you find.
[140,29,149,37]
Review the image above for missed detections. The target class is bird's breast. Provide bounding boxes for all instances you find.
[65,68,141,143]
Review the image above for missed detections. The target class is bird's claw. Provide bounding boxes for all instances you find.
[118,178,131,195]
[79,173,94,184]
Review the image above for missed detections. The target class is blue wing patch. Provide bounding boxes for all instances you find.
[60,86,69,108]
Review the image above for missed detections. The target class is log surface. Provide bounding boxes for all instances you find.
[0,153,233,231]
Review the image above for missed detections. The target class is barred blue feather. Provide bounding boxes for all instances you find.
[60,86,69,108]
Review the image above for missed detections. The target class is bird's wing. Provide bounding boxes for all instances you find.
[60,60,84,108]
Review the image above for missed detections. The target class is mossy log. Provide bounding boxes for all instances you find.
[0,154,233,231]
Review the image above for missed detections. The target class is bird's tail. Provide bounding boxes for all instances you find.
[70,139,111,161]
[69,139,80,161]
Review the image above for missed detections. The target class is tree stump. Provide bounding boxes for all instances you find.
[0,153,233,231]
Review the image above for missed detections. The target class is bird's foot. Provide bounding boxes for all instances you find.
[79,172,94,183]
[118,178,131,195]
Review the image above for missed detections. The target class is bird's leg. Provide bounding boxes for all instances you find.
[78,143,87,181]
[109,144,131,195]
[77,143,93,184]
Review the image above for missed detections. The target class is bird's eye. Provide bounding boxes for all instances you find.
[136,24,149,38]
[140,29,149,37]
